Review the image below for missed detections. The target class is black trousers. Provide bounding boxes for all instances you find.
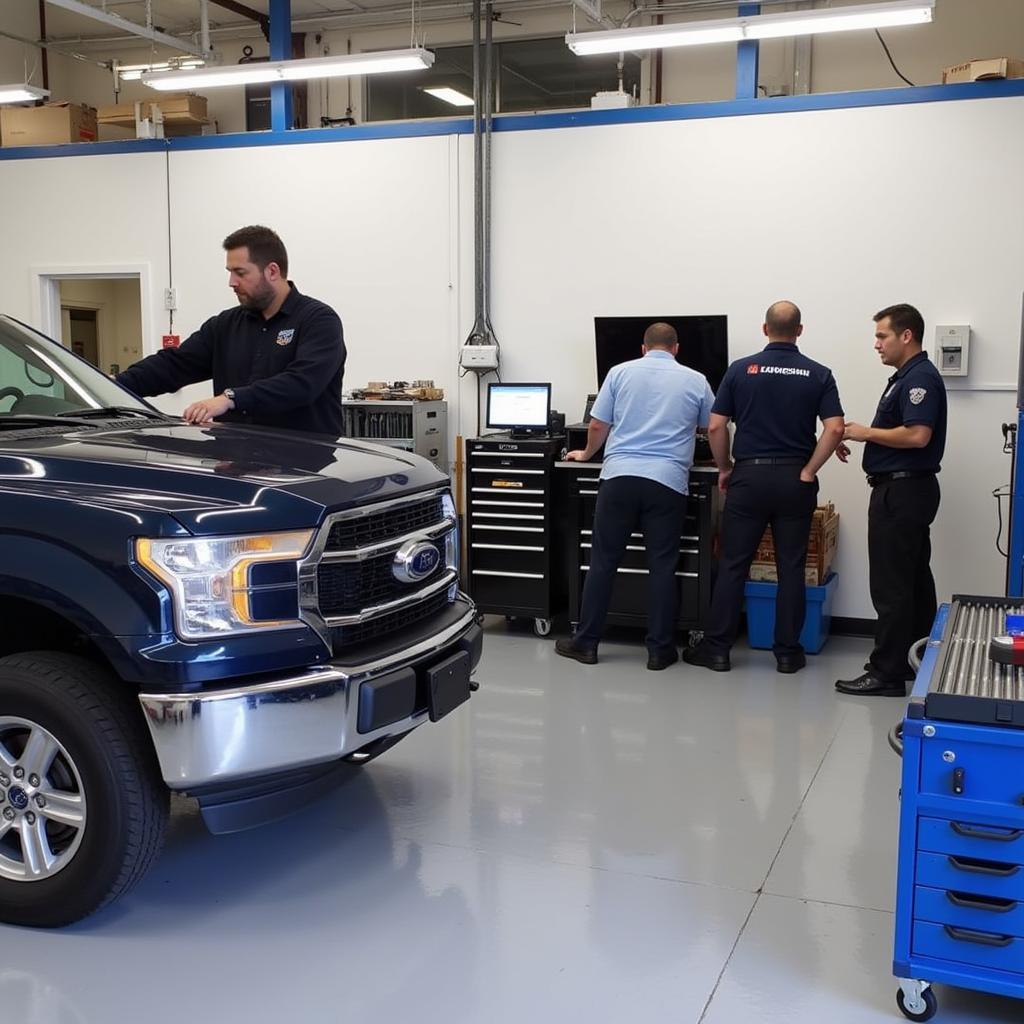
[868,475,940,683]
[703,463,818,658]
[576,476,686,655]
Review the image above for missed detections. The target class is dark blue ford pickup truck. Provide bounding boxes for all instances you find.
[0,314,481,927]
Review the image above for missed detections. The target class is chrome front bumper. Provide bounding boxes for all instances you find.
[138,601,480,789]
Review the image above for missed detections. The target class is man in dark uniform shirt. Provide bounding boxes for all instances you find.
[684,301,845,674]
[836,303,947,697]
[116,225,345,436]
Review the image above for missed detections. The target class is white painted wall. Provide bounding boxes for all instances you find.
[0,92,1020,619]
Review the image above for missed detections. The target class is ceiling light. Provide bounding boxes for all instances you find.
[423,86,475,107]
[0,84,50,105]
[141,49,435,91]
[567,0,934,56]
[118,59,206,82]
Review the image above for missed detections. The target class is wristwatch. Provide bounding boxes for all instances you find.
[223,388,236,409]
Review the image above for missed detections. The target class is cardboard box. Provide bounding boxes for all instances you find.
[749,503,839,586]
[942,57,1024,84]
[96,94,208,126]
[0,102,97,147]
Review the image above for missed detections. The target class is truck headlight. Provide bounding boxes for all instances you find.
[136,531,314,640]
[442,492,459,600]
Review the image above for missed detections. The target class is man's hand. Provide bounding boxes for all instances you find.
[718,467,732,493]
[183,393,233,425]
[844,421,870,443]
[799,468,816,483]
[835,442,851,464]
[565,449,587,462]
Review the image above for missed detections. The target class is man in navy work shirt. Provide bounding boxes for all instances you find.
[117,225,345,437]
[684,301,845,674]
[555,322,715,670]
[836,303,947,697]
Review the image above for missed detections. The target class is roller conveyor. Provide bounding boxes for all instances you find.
[916,595,1024,728]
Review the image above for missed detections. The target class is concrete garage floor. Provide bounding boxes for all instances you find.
[1,622,1022,1023]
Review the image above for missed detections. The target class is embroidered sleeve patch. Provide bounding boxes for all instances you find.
[909,387,927,405]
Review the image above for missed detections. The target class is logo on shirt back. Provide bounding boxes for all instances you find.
[747,365,759,374]
[909,387,927,405]
[275,329,295,346]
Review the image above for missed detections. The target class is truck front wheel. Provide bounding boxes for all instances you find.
[0,652,168,927]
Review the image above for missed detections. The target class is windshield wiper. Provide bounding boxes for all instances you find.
[0,414,98,429]
[57,405,169,421]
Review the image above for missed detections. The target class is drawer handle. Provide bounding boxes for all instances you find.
[946,891,1018,913]
[947,855,1021,878]
[943,924,1014,948]
[951,822,1024,842]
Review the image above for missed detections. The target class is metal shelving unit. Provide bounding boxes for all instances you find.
[342,399,448,472]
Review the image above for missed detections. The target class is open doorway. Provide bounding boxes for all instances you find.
[57,278,143,376]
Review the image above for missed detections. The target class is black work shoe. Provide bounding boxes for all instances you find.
[682,645,731,672]
[776,652,807,674]
[835,672,906,697]
[647,649,679,671]
[555,638,598,665]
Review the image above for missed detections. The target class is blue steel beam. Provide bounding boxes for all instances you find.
[736,2,760,100]
[269,0,292,132]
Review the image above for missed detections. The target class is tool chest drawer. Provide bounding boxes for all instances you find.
[912,920,1024,973]
[468,543,547,575]
[918,817,1024,863]
[914,885,1024,937]
[916,851,1024,902]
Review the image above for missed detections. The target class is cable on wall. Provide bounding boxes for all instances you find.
[875,29,915,87]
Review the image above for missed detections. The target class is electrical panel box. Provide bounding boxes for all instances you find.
[460,344,499,370]
[935,324,970,376]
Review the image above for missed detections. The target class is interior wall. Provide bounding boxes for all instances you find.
[0,92,1020,619]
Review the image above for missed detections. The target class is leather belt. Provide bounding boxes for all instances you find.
[867,470,936,487]
[736,458,805,466]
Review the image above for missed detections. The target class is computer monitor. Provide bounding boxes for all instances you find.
[594,315,729,392]
[486,383,552,436]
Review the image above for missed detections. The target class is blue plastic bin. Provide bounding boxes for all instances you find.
[743,572,838,654]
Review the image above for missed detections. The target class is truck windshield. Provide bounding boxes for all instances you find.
[0,315,155,419]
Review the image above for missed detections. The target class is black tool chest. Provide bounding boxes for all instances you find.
[464,434,565,636]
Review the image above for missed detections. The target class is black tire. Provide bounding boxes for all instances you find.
[0,652,169,927]
[896,986,937,1022]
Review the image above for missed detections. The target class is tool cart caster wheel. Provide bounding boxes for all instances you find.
[534,618,552,637]
[896,986,937,1022]
[505,616,515,624]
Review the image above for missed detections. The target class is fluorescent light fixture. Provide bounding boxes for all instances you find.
[567,0,933,56]
[0,84,50,104]
[118,59,206,81]
[423,86,475,107]
[141,49,434,90]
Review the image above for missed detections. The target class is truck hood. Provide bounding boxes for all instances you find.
[0,420,446,535]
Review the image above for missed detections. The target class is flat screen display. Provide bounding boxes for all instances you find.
[486,383,551,429]
[594,315,729,392]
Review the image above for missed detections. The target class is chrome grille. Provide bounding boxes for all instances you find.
[302,487,458,651]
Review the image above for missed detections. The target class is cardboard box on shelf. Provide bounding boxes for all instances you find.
[0,102,97,147]
[748,502,839,586]
[942,57,1024,84]
[96,94,208,126]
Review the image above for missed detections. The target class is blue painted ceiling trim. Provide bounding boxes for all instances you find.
[1,79,1021,161]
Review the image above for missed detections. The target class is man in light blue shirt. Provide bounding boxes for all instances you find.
[556,322,715,670]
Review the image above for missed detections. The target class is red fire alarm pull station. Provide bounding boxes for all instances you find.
[162,335,180,349]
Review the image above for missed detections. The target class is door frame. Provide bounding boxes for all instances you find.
[30,264,155,358]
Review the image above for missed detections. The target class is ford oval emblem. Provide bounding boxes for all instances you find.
[393,539,441,584]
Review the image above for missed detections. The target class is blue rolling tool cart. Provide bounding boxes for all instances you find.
[893,595,1024,1021]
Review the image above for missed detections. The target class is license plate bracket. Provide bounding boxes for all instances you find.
[425,650,471,722]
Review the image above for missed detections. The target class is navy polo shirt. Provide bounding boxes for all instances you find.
[117,283,345,437]
[862,351,946,475]
[712,342,843,460]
